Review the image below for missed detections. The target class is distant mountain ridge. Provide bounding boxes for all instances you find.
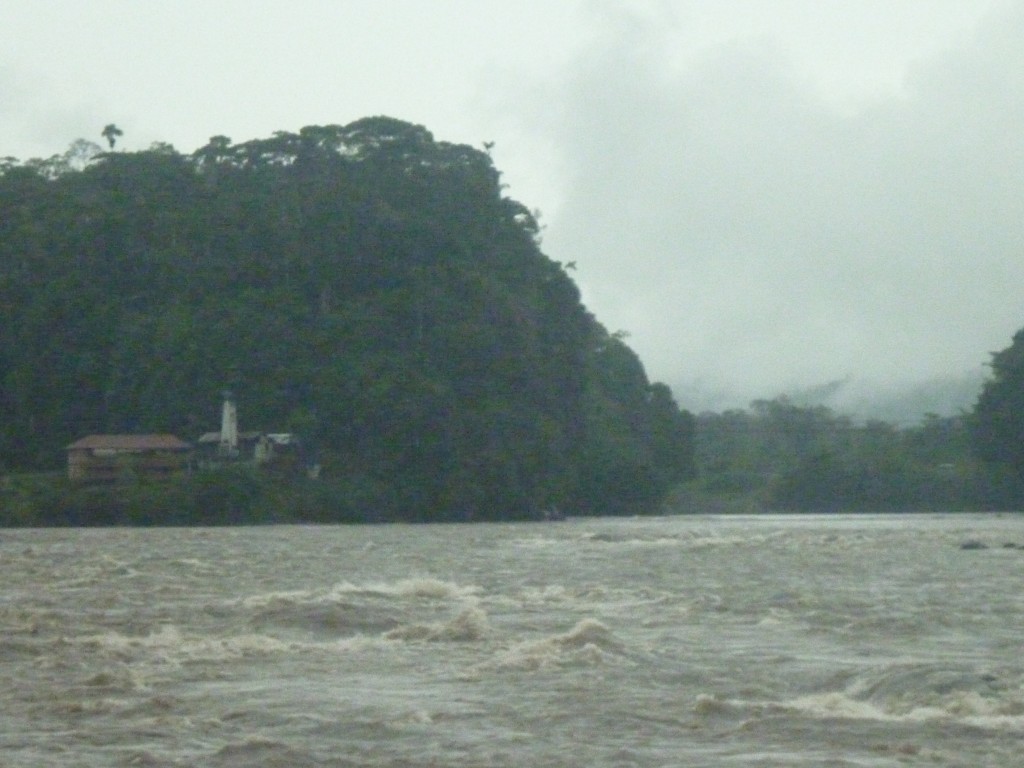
[675,370,985,425]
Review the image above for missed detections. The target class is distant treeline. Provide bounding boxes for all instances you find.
[680,388,1024,513]
[0,118,695,523]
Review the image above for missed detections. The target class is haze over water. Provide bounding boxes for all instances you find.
[3,514,1022,766]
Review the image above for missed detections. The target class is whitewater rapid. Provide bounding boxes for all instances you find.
[1,514,1021,766]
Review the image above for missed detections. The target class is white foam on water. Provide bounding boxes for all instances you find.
[384,606,494,642]
[74,625,186,661]
[477,618,627,672]
[725,687,1024,733]
[578,528,787,550]
[512,535,566,549]
[514,584,573,603]
[693,655,1024,733]
[236,577,481,613]
[232,578,485,640]
[240,589,319,609]
[71,624,313,666]
[188,632,299,660]
[790,690,1024,729]
[553,617,624,650]
[578,531,679,547]
[331,576,482,601]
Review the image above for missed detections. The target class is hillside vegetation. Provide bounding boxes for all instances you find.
[0,118,695,522]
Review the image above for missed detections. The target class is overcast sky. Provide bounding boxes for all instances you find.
[4,1,1021,412]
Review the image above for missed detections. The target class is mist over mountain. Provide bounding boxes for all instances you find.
[520,2,1024,403]
[674,369,985,424]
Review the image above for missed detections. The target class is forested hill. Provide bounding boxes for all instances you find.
[0,117,695,521]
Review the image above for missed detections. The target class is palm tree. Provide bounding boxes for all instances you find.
[101,123,124,150]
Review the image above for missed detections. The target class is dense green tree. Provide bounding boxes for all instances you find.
[576,333,695,515]
[972,329,1024,470]
[971,328,1024,502]
[689,397,985,512]
[0,118,695,522]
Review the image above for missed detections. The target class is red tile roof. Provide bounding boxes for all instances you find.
[66,434,193,451]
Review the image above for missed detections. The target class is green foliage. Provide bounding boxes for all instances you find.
[0,119,695,523]
[971,329,1024,499]
[685,397,989,512]
[576,336,695,515]
[0,470,301,527]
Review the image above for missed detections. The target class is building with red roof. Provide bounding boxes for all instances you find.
[65,434,193,482]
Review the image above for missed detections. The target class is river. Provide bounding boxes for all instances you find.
[2,513,1022,766]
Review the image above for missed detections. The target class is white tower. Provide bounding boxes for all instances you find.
[219,391,239,457]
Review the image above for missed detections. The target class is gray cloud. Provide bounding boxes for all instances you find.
[0,64,101,160]
[527,1,1024,411]
[4,0,1019,419]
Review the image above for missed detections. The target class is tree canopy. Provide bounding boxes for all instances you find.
[0,118,695,522]
[689,397,981,513]
[970,328,1024,502]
